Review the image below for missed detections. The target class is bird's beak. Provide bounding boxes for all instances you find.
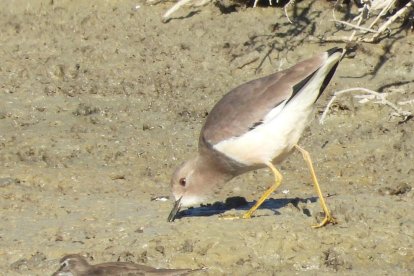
[168,196,182,222]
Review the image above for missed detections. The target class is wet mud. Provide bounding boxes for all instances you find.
[1,0,413,275]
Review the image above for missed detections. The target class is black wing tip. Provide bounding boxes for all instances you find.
[315,61,339,102]
[326,47,343,56]
[289,49,342,104]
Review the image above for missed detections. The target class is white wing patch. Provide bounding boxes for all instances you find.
[262,100,287,123]
[213,103,313,166]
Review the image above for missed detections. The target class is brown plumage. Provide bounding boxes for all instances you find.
[168,48,343,227]
[201,52,328,146]
[52,254,202,276]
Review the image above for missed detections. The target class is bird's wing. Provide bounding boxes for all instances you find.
[91,262,198,276]
[200,49,339,148]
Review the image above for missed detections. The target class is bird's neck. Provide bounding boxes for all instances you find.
[194,153,235,187]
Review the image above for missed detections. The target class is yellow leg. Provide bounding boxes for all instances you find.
[242,162,283,219]
[294,144,336,228]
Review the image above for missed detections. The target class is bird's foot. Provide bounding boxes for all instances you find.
[312,214,337,228]
[241,211,253,219]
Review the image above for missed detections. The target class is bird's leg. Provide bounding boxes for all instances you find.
[294,144,336,228]
[219,162,282,220]
[242,162,283,219]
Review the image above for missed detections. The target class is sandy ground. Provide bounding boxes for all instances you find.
[1,0,414,275]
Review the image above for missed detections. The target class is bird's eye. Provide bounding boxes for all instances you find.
[59,260,69,270]
[179,178,186,187]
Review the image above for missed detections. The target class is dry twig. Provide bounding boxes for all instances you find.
[163,0,210,20]
[331,0,413,43]
[319,88,412,124]
[319,1,413,124]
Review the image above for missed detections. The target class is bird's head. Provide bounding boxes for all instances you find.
[168,155,233,222]
[53,254,89,276]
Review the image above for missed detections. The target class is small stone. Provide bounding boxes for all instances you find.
[0,177,20,187]
[73,103,99,116]
[155,245,165,255]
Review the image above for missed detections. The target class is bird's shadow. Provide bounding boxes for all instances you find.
[174,196,318,220]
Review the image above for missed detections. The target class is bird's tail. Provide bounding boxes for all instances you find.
[285,47,343,108]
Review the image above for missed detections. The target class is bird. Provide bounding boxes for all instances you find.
[168,48,343,228]
[51,254,202,276]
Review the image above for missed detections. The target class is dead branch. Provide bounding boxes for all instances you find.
[319,88,412,124]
